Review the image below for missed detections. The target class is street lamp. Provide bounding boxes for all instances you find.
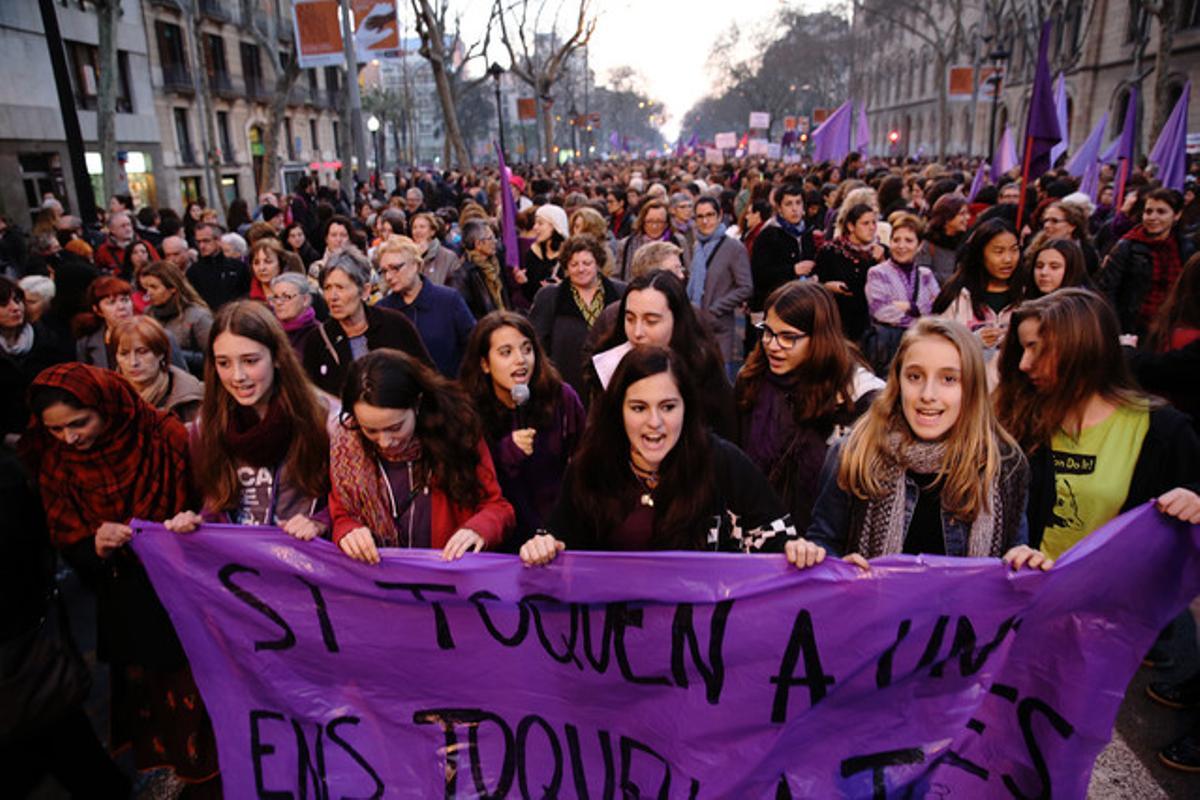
[568,102,579,160]
[488,62,507,158]
[367,115,381,183]
[984,39,1011,163]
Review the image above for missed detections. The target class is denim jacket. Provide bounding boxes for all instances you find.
[805,439,1029,557]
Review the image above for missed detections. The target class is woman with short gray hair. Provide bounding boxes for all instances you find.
[269,272,318,356]
[302,246,431,394]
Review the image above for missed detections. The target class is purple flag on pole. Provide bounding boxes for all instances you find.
[992,126,1018,182]
[687,132,699,150]
[608,130,620,150]
[1110,85,1139,206]
[495,142,520,270]
[967,162,988,201]
[1065,112,1108,178]
[1079,159,1102,201]
[1020,21,1063,181]
[811,101,853,164]
[1050,73,1069,165]
[855,102,871,156]
[1148,80,1191,191]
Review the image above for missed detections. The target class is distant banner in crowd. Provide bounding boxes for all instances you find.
[131,506,1199,798]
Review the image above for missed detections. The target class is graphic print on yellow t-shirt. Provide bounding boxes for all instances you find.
[1040,404,1149,561]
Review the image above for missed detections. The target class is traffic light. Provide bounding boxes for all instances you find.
[888,130,901,144]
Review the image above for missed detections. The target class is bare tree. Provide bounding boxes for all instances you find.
[493,0,596,161]
[410,0,478,167]
[94,0,123,206]
[240,0,301,195]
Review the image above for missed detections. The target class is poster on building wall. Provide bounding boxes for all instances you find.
[294,0,402,69]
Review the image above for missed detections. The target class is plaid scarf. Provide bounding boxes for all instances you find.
[571,283,606,327]
[329,421,424,546]
[22,363,190,548]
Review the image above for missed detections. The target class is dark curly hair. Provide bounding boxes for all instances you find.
[341,349,484,508]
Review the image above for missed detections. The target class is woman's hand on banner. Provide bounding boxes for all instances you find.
[443,529,485,561]
[1002,545,1053,571]
[1156,488,1200,524]
[340,527,381,565]
[94,522,132,558]
[520,534,565,566]
[282,514,322,541]
[164,511,204,534]
[784,538,826,569]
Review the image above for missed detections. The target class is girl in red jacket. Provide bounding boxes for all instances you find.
[330,348,514,563]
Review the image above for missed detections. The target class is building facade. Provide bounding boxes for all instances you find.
[852,1,1199,162]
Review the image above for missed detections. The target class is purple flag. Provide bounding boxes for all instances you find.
[608,130,620,150]
[855,101,871,156]
[1080,159,1102,201]
[131,504,1200,798]
[811,101,853,164]
[674,137,685,159]
[1020,21,1063,182]
[687,132,699,150]
[1065,111,1108,178]
[495,142,520,270]
[992,126,1018,182]
[967,161,988,201]
[1110,85,1139,207]
[1050,73,1069,165]
[1148,80,1191,190]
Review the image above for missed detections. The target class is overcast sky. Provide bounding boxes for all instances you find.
[445,0,828,140]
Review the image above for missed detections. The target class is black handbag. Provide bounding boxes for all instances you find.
[861,268,922,376]
[0,587,91,746]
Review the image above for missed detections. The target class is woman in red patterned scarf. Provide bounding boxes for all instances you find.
[22,362,219,793]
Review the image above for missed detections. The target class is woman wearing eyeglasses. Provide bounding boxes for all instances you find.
[374,239,476,378]
[330,349,514,564]
[1037,200,1099,276]
[268,273,320,357]
[736,281,883,532]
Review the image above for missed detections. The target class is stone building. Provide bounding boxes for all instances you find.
[852,1,1198,162]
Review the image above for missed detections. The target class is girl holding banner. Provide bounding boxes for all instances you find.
[164,301,332,537]
[993,288,1200,559]
[519,346,798,565]
[794,318,1043,570]
[330,349,514,564]
[23,363,219,792]
[460,311,586,546]
[736,281,883,533]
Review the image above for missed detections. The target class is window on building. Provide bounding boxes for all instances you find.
[65,41,133,112]
[1182,0,1200,27]
[174,108,195,165]
[324,66,341,106]
[285,118,295,160]
[1126,0,1148,43]
[241,42,264,98]
[308,69,319,93]
[180,176,202,205]
[310,119,320,154]
[217,111,235,163]
[332,119,341,156]
[156,22,190,89]
[206,34,232,93]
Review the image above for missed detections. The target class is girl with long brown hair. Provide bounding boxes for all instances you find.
[736,281,883,532]
[330,349,514,564]
[460,311,586,543]
[520,346,799,566]
[794,317,1041,570]
[164,301,332,538]
[994,288,1200,559]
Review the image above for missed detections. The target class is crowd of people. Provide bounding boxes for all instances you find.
[2,150,1200,796]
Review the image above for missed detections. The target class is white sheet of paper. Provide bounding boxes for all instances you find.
[592,342,634,390]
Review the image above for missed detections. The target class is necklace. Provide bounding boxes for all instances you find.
[629,459,659,507]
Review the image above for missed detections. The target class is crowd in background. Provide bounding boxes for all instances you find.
[2,149,1200,796]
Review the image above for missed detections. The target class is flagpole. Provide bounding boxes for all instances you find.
[1015,135,1035,236]
[1114,158,1130,212]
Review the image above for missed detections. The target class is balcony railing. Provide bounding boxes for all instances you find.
[245,77,272,102]
[198,0,231,22]
[208,71,236,96]
[161,63,194,93]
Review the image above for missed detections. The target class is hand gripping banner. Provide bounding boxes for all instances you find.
[131,504,1200,798]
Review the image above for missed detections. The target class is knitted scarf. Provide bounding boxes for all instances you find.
[776,216,807,240]
[852,432,1002,559]
[0,322,34,356]
[329,421,424,546]
[1125,225,1183,325]
[224,396,294,468]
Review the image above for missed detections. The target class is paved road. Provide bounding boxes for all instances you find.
[28,570,1200,799]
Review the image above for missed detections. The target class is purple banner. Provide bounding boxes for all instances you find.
[131,504,1199,798]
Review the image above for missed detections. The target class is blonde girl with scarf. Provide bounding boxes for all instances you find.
[787,317,1046,572]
